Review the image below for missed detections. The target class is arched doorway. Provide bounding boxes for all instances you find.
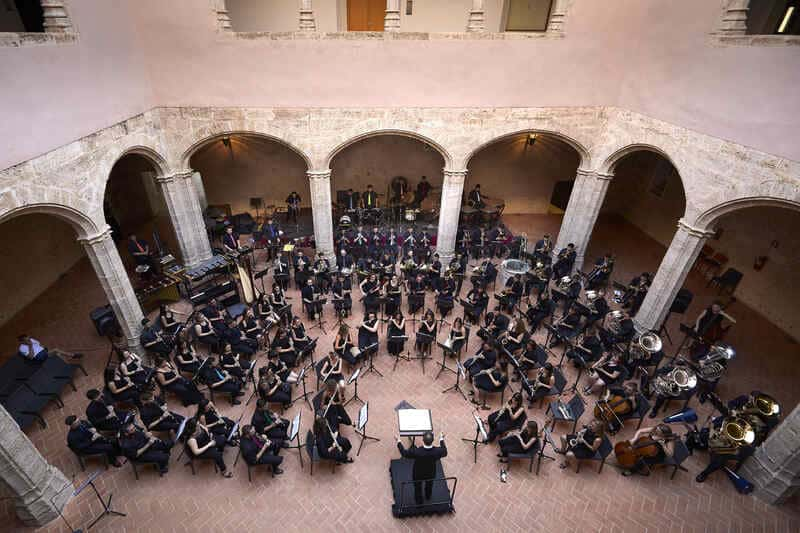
[465,132,582,240]
[592,149,686,290]
[188,134,312,241]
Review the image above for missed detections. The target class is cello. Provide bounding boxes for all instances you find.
[614,435,661,470]
[594,392,634,434]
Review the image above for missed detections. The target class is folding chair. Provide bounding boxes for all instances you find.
[547,393,586,433]
[621,394,650,430]
[661,440,691,480]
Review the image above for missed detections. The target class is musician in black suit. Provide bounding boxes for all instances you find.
[239,424,284,474]
[467,184,485,209]
[396,431,448,505]
[66,416,124,466]
[222,226,241,254]
[127,234,155,268]
[362,184,377,209]
[552,243,577,279]
[286,191,301,223]
[533,234,553,262]
[344,188,358,210]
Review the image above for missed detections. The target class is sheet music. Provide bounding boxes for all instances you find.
[290,412,301,440]
[175,417,188,441]
[358,402,369,431]
[348,367,361,384]
[398,409,433,436]
[473,413,488,441]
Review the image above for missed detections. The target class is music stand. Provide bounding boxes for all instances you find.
[390,335,411,371]
[355,401,380,456]
[415,331,435,375]
[361,342,382,377]
[434,340,457,380]
[290,363,314,409]
[75,469,126,530]
[672,323,696,361]
[442,361,468,402]
[308,298,328,335]
[299,337,318,366]
[283,411,305,468]
[344,367,364,406]
[461,412,488,463]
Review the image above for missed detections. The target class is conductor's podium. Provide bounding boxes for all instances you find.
[389,459,456,518]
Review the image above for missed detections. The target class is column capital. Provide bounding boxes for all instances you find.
[443,169,468,182]
[79,226,113,246]
[307,170,332,180]
[576,168,613,180]
[677,218,716,238]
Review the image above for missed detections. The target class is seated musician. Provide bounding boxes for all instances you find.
[118,421,172,474]
[265,350,298,384]
[599,311,635,350]
[359,273,381,314]
[478,306,509,342]
[319,378,352,430]
[548,309,583,348]
[155,356,203,406]
[464,340,497,378]
[406,272,426,315]
[202,298,227,332]
[471,359,509,407]
[489,225,509,258]
[387,310,407,358]
[331,272,353,317]
[104,366,142,407]
[369,227,385,257]
[620,424,676,477]
[693,416,755,484]
[529,362,556,401]
[85,388,128,432]
[552,243,577,279]
[221,318,257,357]
[199,356,244,405]
[313,252,331,292]
[139,391,186,441]
[582,290,609,330]
[527,260,552,298]
[586,253,614,290]
[467,184,485,209]
[582,353,625,395]
[622,272,651,315]
[401,249,417,280]
[337,248,355,273]
[286,191,301,223]
[499,273,523,313]
[485,392,527,443]
[415,310,437,357]
[464,285,489,325]
[240,307,264,347]
[503,318,527,355]
[127,234,153,267]
[294,250,310,287]
[596,382,640,434]
[384,274,403,316]
[197,397,237,447]
[435,272,456,318]
[290,315,311,355]
[691,301,736,360]
[260,216,282,260]
[333,325,360,366]
[272,254,290,291]
[533,234,553,263]
[220,343,251,379]
[175,336,202,375]
[257,368,292,408]
[269,283,290,322]
[557,419,605,470]
[320,350,346,385]
[499,420,540,462]
[140,318,172,356]
[518,338,547,374]
[552,274,581,314]
[239,424,284,475]
[313,413,354,464]
[362,184,377,209]
[271,327,298,367]
[525,292,554,332]
[251,398,290,440]
[445,317,467,355]
[358,311,380,352]
[65,415,124,466]
[159,304,181,336]
[194,314,220,349]
[222,226,242,254]
[120,349,152,386]
[184,418,233,478]
[565,334,604,368]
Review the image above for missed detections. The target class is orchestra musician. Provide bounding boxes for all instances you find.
[582,353,625,395]
[527,260,552,298]
[222,226,242,254]
[313,252,331,292]
[693,417,755,484]
[384,274,403,317]
[446,317,467,356]
[471,227,487,260]
[556,419,605,471]
[104,367,142,407]
[256,293,280,331]
[565,333,604,368]
[386,228,400,260]
[154,356,204,406]
[358,311,380,352]
[503,318,527,355]
[449,252,467,296]
[239,424,285,475]
[359,272,381,315]
[464,340,497,379]
[485,392,527,443]
[220,343,249,379]
[618,424,676,477]
[85,388,127,432]
[313,413,353,464]
[240,307,265,348]
[65,416,125,467]
[548,309,583,350]
[221,318,257,357]
[265,350,299,384]
[533,234,553,262]
[498,420,540,462]
[139,391,186,441]
[458,228,473,256]
[416,310,437,358]
[478,306,510,342]
[301,278,324,319]
[379,252,395,282]
[464,285,489,325]
[581,289,609,330]
[119,421,173,475]
[320,350,346,385]
[184,418,233,478]
[127,233,155,268]
[175,335,202,375]
[202,298,227,332]
[320,379,352,430]
[158,304,182,336]
[405,272,426,316]
[387,310,407,358]
[294,250,310,288]
[257,367,292,408]
[552,274,581,315]
[529,362,556,402]
[120,349,152,386]
[344,188,358,211]
[525,292,554,333]
[361,184,378,209]
[269,283,291,325]
[489,225,509,258]
[622,272,651,315]
[599,310,635,350]
[140,318,172,356]
[594,382,640,434]
[692,301,736,359]
[333,324,361,367]
[272,253,290,291]
[471,359,509,407]
[499,273,523,313]
[251,398,291,441]
[428,253,442,290]
[353,225,368,258]
[270,327,297,367]
[552,243,577,279]
[331,272,353,317]
[471,258,496,288]
[369,227,385,258]
[337,248,355,273]
[585,253,614,290]
[467,184,485,209]
[260,216,282,260]
[435,272,456,318]
[401,250,418,281]
[199,356,244,405]
[517,338,547,375]
[286,191,301,223]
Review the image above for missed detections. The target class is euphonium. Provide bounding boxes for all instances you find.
[651,365,697,397]
[708,416,756,455]
[629,331,663,362]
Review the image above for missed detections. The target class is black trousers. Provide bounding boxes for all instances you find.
[77,441,121,463]
[699,452,738,479]
[413,478,434,504]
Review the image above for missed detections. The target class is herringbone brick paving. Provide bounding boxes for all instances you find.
[0,214,797,532]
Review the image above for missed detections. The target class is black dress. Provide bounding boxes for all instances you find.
[499,430,538,456]
[475,369,507,393]
[387,319,406,356]
[316,430,351,462]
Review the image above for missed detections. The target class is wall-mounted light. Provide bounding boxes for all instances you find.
[777,6,795,34]
[221,136,231,148]
[527,133,537,146]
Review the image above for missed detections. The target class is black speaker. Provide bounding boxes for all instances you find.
[90,305,119,337]
[670,288,693,315]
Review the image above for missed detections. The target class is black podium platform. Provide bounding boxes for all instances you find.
[389,459,456,518]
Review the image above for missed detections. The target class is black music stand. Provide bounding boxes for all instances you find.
[390,335,411,371]
[355,401,380,456]
[344,367,364,406]
[415,332,435,375]
[461,412,488,464]
[290,363,314,409]
[76,469,126,530]
[442,361,468,402]
[361,342,382,377]
[672,323,697,361]
[435,340,458,380]
[308,298,328,335]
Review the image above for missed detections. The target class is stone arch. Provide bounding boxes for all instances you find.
[115,145,169,176]
[0,203,99,239]
[694,196,800,231]
[462,129,590,169]
[324,129,453,170]
[180,131,312,171]
[598,143,682,177]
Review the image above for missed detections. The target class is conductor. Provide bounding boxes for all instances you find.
[396,431,447,505]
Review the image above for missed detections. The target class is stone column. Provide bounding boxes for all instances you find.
[215,0,233,32]
[155,170,213,269]
[546,0,567,34]
[385,0,401,32]
[308,170,335,262]
[436,169,468,264]
[299,0,316,31]
[467,0,486,32]
[554,168,612,272]
[718,0,749,35]
[40,0,72,33]
[0,406,71,527]
[740,403,800,504]
[80,227,145,352]
[633,220,714,332]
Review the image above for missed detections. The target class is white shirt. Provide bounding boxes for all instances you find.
[19,338,45,358]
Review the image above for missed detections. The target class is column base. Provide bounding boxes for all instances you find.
[13,465,72,527]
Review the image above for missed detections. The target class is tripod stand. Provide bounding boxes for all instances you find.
[415,331,435,375]
[442,361,468,402]
[361,342,382,377]
[307,298,328,334]
[461,413,488,463]
[76,469,126,530]
[434,341,458,380]
[390,335,412,371]
[344,367,364,406]
[289,363,314,409]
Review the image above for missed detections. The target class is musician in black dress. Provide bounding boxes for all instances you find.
[269,283,291,324]
[320,350,346,385]
[184,418,233,478]
[565,334,604,368]
[471,359,509,407]
[314,414,353,464]
[450,252,467,296]
[139,392,186,441]
[240,307,265,347]
[119,421,172,474]
[552,243,577,279]
[384,274,403,316]
[319,379,352,431]
[518,338,547,374]
[257,368,292,408]
[416,310,437,357]
[529,362,556,402]
[548,309,582,348]
[333,325,360,367]
[485,392,527,442]
[120,349,152,386]
[435,272,456,319]
[358,311,380,352]
[286,191,301,223]
[387,311,407,358]
[251,398,291,440]
[499,420,540,462]
[104,367,142,407]
[220,343,250,379]
[65,416,124,466]
[478,306,509,342]
[266,350,299,384]
[271,327,297,367]
[202,298,227,332]
[464,340,497,378]
[406,272,426,315]
[154,356,204,406]
[221,318,257,357]
[199,356,244,405]
[159,305,182,336]
[446,317,467,356]
[359,273,381,315]
[557,419,604,470]
[332,272,353,317]
[503,318,527,355]
[239,424,284,474]
[222,226,241,254]
[583,353,625,395]
[255,295,280,333]
[464,285,489,325]
[499,273,523,313]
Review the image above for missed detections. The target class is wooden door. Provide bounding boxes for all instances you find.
[347,0,385,31]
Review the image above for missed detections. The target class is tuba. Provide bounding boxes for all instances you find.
[604,310,624,334]
[695,343,735,382]
[629,331,663,363]
[651,365,697,398]
[557,275,572,292]
[708,416,756,455]
[742,392,781,418]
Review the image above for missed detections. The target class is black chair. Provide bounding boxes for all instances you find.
[535,368,566,408]
[621,393,651,430]
[304,430,337,475]
[660,440,691,479]
[235,448,277,483]
[707,268,742,297]
[184,447,219,476]
[575,435,613,474]
[130,459,165,480]
[72,449,110,472]
[547,394,585,433]
[505,440,543,474]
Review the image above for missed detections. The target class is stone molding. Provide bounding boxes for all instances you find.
[77,226,113,246]
[676,218,717,239]
[443,169,468,183]
[307,170,332,180]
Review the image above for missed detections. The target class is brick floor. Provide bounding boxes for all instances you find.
[1,214,798,532]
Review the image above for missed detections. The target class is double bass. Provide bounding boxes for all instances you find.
[613,435,661,469]
[593,392,633,434]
